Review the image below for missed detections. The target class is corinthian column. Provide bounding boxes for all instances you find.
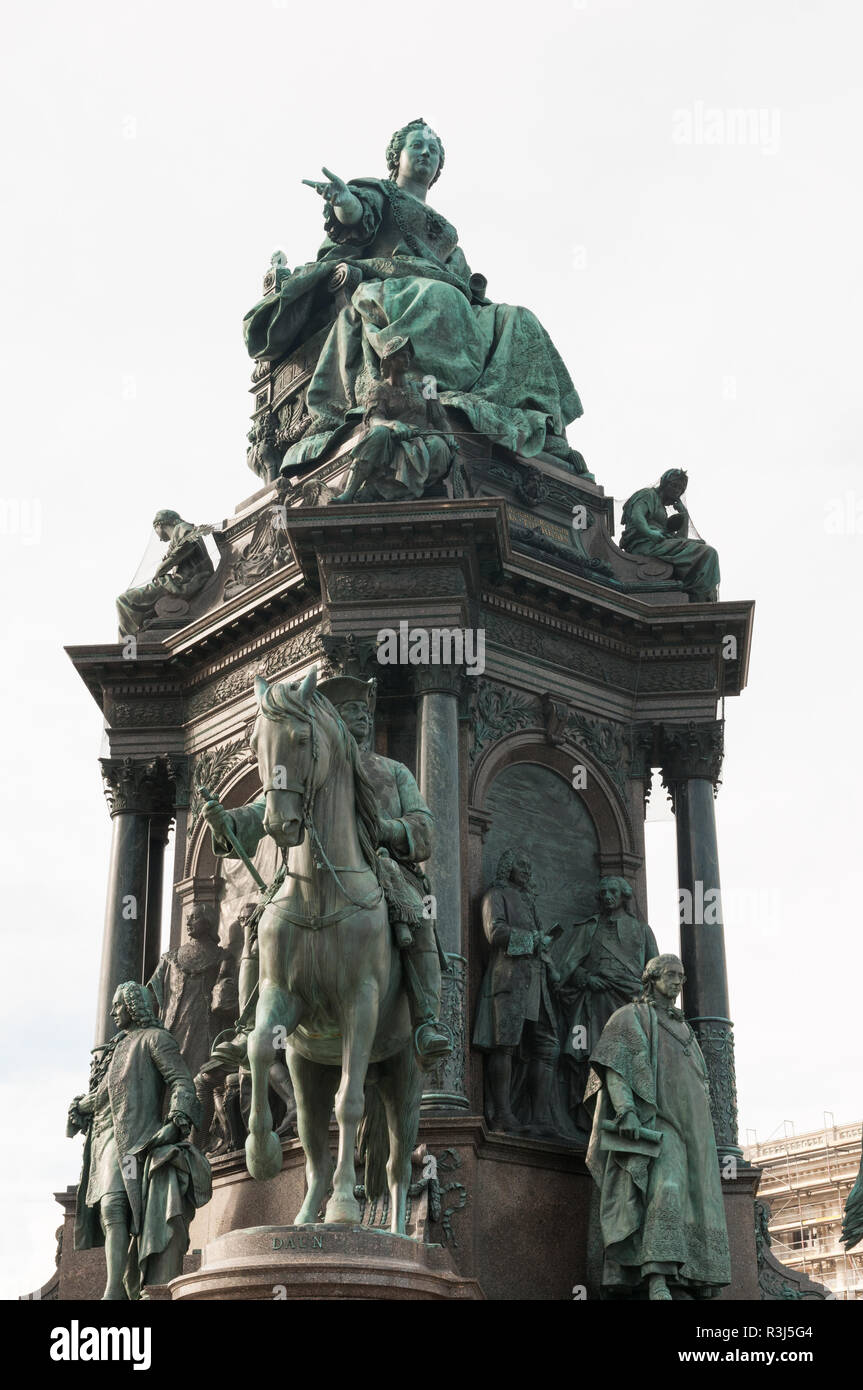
[95,756,181,1044]
[412,666,468,1112]
[660,721,741,1160]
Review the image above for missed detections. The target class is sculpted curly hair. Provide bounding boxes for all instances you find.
[385,118,445,186]
[113,980,162,1029]
[494,848,536,896]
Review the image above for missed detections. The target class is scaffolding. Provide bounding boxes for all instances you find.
[744,1117,863,1300]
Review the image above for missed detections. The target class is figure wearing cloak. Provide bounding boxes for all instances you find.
[554,877,658,1125]
[243,120,584,469]
[620,469,720,602]
[585,955,731,1300]
[116,510,214,636]
[146,903,236,1081]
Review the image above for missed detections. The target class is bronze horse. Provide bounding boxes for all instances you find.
[245,669,422,1232]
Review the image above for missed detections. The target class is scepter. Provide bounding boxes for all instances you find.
[199,786,267,891]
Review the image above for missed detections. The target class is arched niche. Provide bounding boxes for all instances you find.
[471,735,636,925]
[481,760,599,926]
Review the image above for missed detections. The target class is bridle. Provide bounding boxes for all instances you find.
[259,700,383,930]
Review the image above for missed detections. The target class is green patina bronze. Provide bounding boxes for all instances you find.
[66,981,212,1300]
[243,119,584,468]
[201,669,451,1235]
[585,955,731,1301]
[472,849,563,1139]
[553,876,659,1138]
[842,1135,863,1252]
[116,510,214,636]
[620,469,720,602]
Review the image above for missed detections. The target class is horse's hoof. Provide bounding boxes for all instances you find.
[323,1195,362,1226]
[245,1131,282,1182]
[294,1202,319,1227]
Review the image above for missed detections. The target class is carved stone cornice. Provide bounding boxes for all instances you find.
[100,755,185,817]
[659,720,724,791]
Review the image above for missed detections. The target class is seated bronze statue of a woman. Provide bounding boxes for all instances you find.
[243,118,586,474]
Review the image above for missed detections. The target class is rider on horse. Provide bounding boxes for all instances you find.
[202,673,451,1069]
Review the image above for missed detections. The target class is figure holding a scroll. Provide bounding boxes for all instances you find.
[585,954,730,1301]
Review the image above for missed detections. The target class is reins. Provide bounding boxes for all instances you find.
[261,697,383,930]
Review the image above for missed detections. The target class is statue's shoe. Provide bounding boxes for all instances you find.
[414,1022,452,1060]
[649,1282,673,1301]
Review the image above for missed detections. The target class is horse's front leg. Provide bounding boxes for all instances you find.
[246,980,304,1182]
[326,981,380,1225]
[288,1050,338,1226]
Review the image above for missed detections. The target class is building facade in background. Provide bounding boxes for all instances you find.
[744,1121,862,1300]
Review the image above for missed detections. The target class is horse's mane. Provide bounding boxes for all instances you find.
[258,681,382,877]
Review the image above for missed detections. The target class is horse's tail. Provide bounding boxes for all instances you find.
[357,1082,390,1203]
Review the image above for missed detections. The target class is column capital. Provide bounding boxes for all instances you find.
[100,755,185,817]
[319,631,380,682]
[659,720,724,794]
[409,665,466,698]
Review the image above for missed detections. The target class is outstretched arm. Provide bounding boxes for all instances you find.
[202,796,267,860]
[302,167,363,227]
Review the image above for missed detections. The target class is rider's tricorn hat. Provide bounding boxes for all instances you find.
[317,675,377,713]
[379,334,413,362]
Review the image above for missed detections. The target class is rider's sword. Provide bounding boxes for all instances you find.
[199,785,267,891]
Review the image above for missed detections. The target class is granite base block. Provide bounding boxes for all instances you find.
[168,1224,484,1300]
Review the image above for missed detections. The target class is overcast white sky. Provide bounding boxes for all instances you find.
[1,0,861,1297]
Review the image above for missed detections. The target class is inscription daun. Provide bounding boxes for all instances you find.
[271,1234,324,1251]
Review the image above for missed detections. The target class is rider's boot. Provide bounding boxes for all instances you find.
[401,921,452,1068]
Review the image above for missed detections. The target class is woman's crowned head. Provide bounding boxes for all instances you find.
[386,118,445,187]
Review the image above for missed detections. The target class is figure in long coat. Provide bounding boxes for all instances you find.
[67,981,211,1300]
[585,954,731,1300]
[553,876,658,1133]
[472,849,560,1137]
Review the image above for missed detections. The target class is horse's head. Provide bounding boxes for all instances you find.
[251,667,332,849]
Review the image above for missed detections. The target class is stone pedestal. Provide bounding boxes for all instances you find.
[168,1224,484,1300]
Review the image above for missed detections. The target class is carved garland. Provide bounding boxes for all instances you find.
[187,738,254,830]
